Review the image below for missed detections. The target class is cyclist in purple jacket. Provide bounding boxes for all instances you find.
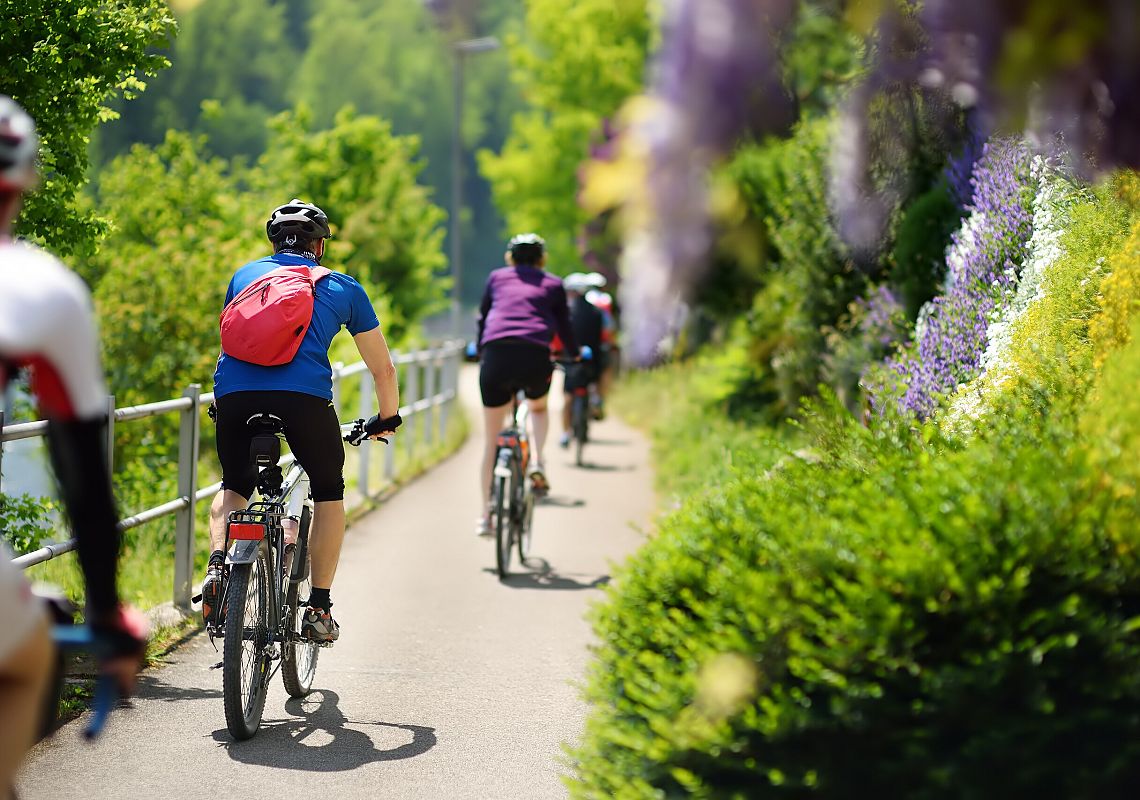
[475,234,579,536]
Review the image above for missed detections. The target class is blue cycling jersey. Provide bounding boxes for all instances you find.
[213,253,379,401]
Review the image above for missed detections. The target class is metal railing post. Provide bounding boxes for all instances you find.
[424,350,437,448]
[105,394,116,474]
[406,359,419,461]
[438,348,449,443]
[173,384,201,611]
[357,370,373,498]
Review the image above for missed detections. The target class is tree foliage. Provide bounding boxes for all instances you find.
[479,0,651,271]
[0,0,174,255]
[256,107,448,341]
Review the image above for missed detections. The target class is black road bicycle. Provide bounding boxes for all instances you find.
[490,392,536,580]
[214,414,374,740]
[563,361,593,467]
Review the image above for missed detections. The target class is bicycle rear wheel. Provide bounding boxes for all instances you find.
[493,469,511,579]
[223,543,271,740]
[282,505,318,698]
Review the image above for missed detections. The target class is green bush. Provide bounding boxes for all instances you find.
[890,179,960,319]
[573,381,1140,798]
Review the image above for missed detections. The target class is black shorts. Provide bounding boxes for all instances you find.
[479,339,553,407]
[214,390,345,502]
[563,361,599,393]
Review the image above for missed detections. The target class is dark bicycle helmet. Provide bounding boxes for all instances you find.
[508,232,545,265]
[265,198,332,243]
[0,96,38,191]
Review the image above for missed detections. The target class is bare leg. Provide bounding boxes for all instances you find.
[0,617,51,791]
[208,489,248,553]
[309,500,346,590]
[481,404,510,512]
[561,393,572,433]
[528,395,549,469]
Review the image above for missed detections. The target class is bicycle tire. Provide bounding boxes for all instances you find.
[573,395,588,467]
[282,505,318,698]
[494,470,511,579]
[516,481,535,564]
[223,544,271,740]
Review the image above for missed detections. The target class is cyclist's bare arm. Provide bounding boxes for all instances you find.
[353,326,400,420]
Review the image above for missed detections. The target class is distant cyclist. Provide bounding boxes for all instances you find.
[584,272,618,417]
[205,199,401,643]
[0,96,145,788]
[475,233,579,536]
[558,273,604,449]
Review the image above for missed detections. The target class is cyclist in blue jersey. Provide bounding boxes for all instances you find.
[205,199,402,643]
[475,233,580,536]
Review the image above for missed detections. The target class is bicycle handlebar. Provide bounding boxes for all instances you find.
[343,413,403,446]
[52,626,119,740]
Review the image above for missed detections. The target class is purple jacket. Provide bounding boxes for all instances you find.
[477,265,579,354]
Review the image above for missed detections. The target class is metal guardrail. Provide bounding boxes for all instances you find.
[2,341,465,610]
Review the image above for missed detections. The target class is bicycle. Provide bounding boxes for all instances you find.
[563,361,593,467]
[213,413,375,740]
[490,392,536,581]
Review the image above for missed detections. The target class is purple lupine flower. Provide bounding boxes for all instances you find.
[881,138,1035,418]
[621,0,797,365]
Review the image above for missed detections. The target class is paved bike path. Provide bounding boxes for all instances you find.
[18,365,655,799]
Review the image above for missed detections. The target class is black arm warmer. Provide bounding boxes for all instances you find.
[45,417,120,616]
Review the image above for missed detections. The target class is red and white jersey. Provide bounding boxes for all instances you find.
[0,239,107,420]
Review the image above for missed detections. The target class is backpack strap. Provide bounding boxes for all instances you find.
[311,266,332,283]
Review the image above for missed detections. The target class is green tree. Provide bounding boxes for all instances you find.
[0,0,174,255]
[479,0,651,271]
[257,107,448,341]
[88,132,261,408]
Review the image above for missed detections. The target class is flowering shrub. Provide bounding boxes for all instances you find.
[881,138,1035,418]
[1089,175,1140,366]
[821,285,908,413]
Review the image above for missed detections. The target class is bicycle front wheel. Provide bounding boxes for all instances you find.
[516,481,535,564]
[282,506,318,698]
[494,471,511,579]
[573,395,589,467]
[223,544,272,740]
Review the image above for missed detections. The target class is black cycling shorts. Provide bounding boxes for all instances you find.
[479,339,553,407]
[563,361,599,393]
[214,390,345,502]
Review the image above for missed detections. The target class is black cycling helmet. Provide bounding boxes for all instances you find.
[0,96,38,191]
[508,232,545,265]
[265,198,332,244]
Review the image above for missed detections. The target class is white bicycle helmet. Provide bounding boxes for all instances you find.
[0,96,38,191]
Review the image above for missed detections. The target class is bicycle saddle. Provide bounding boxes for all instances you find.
[246,413,284,468]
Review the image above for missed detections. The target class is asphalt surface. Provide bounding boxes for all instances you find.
[18,365,655,799]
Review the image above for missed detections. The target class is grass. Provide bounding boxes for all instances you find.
[610,355,793,508]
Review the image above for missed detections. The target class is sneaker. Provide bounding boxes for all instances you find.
[301,606,340,643]
[528,463,550,494]
[559,432,571,449]
[476,515,492,537]
[201,562,225,628]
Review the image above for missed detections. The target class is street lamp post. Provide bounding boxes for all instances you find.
[450,36,500,339]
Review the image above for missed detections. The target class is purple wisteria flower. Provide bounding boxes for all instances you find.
[882,138,1035,418]
[619,0,797,365]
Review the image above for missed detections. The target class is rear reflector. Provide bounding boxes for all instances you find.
[229,522,266,540]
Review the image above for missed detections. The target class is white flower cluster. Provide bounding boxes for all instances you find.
[945,156,1077,429]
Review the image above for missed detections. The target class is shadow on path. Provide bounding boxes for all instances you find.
[537,494,585,508]
[498,557,611,591]
[138,673,223,703]
[211,689,436,770]
[570,462,635,473]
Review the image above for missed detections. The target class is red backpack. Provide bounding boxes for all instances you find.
[219,264,332,366]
